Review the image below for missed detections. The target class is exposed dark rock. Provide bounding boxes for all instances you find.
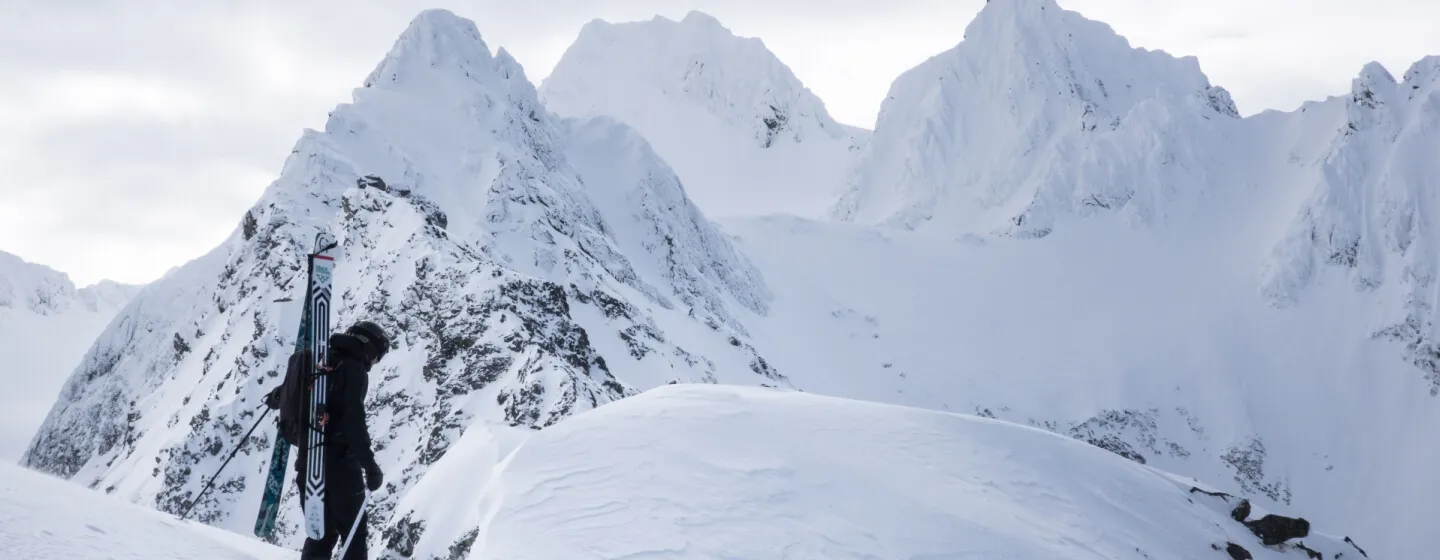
[1231,499,1250,523]
[1243,513,1309,546]
[1294,542,1322,559]
[1211,542,1251,560]
[1344,536,1369,558]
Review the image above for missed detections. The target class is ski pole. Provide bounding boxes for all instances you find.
[178,406,273,521]
[335,489,371,559]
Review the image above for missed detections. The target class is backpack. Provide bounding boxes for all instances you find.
[276,349,333,446]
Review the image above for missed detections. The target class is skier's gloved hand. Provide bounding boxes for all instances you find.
[362,460,383,492]
[263,386,282,410]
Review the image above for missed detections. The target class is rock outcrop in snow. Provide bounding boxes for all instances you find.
[23,8,780,550]
[831,0,1239,237]
[540,11,863,219]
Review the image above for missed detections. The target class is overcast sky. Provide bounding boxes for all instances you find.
[3,0,1436,286]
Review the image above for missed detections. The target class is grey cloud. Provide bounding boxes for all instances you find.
[3,0,1438,285]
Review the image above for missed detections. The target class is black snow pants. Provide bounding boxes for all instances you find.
[299,457,368,560]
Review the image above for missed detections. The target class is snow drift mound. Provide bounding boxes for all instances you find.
[832,0,1238,237]
[541,11,862,219]
[0,251,140,461]
[388,384,1364,560]
[0,462,288,559]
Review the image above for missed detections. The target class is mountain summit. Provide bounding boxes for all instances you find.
[540,11,862,219]
[832,0,1238,237]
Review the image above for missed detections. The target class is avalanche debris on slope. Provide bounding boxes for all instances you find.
[394,384,1361,560]
[23,7,780,552]
[540,11,862,219]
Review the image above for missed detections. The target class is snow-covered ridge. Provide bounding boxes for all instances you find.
[23,7,780,550]
[0,251,139,315]
[540,10,863,219]
[393,384,1368,560]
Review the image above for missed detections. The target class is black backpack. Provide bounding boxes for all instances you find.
[275,349,332,446]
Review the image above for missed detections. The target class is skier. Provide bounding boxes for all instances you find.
[269,320,390,560]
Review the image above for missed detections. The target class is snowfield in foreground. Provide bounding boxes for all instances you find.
[0,462,287,559]
[392,384,1361,560]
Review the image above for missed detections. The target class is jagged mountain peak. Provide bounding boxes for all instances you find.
[0,251,140,315]
[543,11,846,147]
[540,11,861,219]
[831,0,1238,236]
[362,8,521,93]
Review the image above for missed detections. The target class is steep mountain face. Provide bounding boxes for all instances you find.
[540,11,863,219]
[22,8,780,551]
[831,0,1239,237]
[0,251,139,461]
[1258,58,1440,391]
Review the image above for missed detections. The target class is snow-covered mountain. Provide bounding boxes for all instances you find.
[23,7,781,549]
[808,0,1439,556]
[0,251,139,462]
[831,0,1239,238]
[540,11,864,219]
[1,460,290,559]
[19,1,1435,558]
[394,384,1365,560]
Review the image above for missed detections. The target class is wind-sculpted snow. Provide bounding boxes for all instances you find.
[540,11,862,218]
[387,384,1363,560]
[23,7,778,552]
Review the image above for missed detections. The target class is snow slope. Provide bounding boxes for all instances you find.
[22,8,783,552]
[540,11,863,219]
[0,462,288,559]
[0,251,139,461]
[394,384,1364,560]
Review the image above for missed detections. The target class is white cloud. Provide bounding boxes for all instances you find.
[1,0,1436,285]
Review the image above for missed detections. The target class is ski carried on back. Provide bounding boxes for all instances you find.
[254,232,338,541]
[303,232,337,540]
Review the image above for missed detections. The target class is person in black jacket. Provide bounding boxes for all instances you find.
[297,320,390,560]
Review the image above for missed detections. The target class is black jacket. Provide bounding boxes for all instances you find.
[302,332,378,470]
